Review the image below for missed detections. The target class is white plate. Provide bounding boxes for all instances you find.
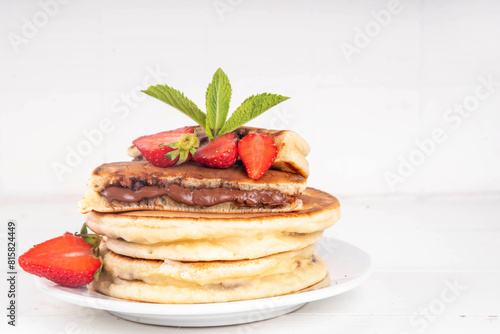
[35,237,372,327]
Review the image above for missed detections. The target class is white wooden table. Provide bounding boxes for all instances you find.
[2,195,499,334]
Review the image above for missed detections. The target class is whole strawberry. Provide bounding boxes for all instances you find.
[193,133,238,168]
[133,126,200,167]
[238,133,278,180]
[19,228,102,287]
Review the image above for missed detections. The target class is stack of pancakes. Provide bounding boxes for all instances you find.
[78,128,341,303]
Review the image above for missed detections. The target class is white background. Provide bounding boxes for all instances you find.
[2,0,500,199]
[1,0,499,333]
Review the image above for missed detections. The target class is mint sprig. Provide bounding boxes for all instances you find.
[218,93,289,136]
[142,68,289,138]
[142,85,208,133]
[205,68,232,138]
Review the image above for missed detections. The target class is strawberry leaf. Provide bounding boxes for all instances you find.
[76,223,101,249]
[218,94,289,135]
[165,149,181,161]
[93,264,103,280]
[205,68,232,138]
[142,85,207,132]
[79,223,88,235]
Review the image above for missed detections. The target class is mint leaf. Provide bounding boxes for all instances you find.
[218,94,290,135]
[142,85,207,132]
[205,68,232,138]
[142,71,290,138]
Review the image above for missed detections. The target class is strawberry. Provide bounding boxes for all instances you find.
[132,126,200,167]
[193,133,238,168]
[238,133,278,180]
[19,231,102,287]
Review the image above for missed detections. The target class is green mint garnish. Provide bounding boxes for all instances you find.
[142,85,208,133]
[142,68,289,139]
[218,93,289,136]
[205,68,232,138]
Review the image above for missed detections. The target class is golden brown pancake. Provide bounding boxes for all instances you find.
[85,188,339,243]
[78,161,307,214]
[92,252,327,304]
[90,160,305,187]
[99,244,316,285]
[85,188,340,260]
[102,231,324,261]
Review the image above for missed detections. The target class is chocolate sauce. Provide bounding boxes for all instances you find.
[100,184,292,208]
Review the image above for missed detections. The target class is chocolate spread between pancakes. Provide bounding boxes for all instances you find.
[100,184,294,208]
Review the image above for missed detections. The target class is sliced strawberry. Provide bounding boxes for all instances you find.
[238,134,278,180]
[193,133,238,168]
[132,127,200,167]
[19,234,102,287]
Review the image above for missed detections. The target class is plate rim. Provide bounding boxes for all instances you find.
[35,237,372,316]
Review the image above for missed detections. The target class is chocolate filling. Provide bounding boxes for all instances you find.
[100,184,294,208]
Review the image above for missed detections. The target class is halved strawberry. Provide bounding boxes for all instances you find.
[132,127,200,167]
[193,133,238,168]
[238,133,278,180]
[19,233,102,287]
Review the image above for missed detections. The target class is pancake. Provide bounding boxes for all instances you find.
[128,126,311,178]
[78,161,307,214]
[85,187,339,240]
[79,187,303,214]
[92,253,327,304]
[103,231,323,261]
[100,244,316,285]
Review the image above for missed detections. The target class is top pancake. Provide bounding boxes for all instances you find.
[87,160,306,195]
